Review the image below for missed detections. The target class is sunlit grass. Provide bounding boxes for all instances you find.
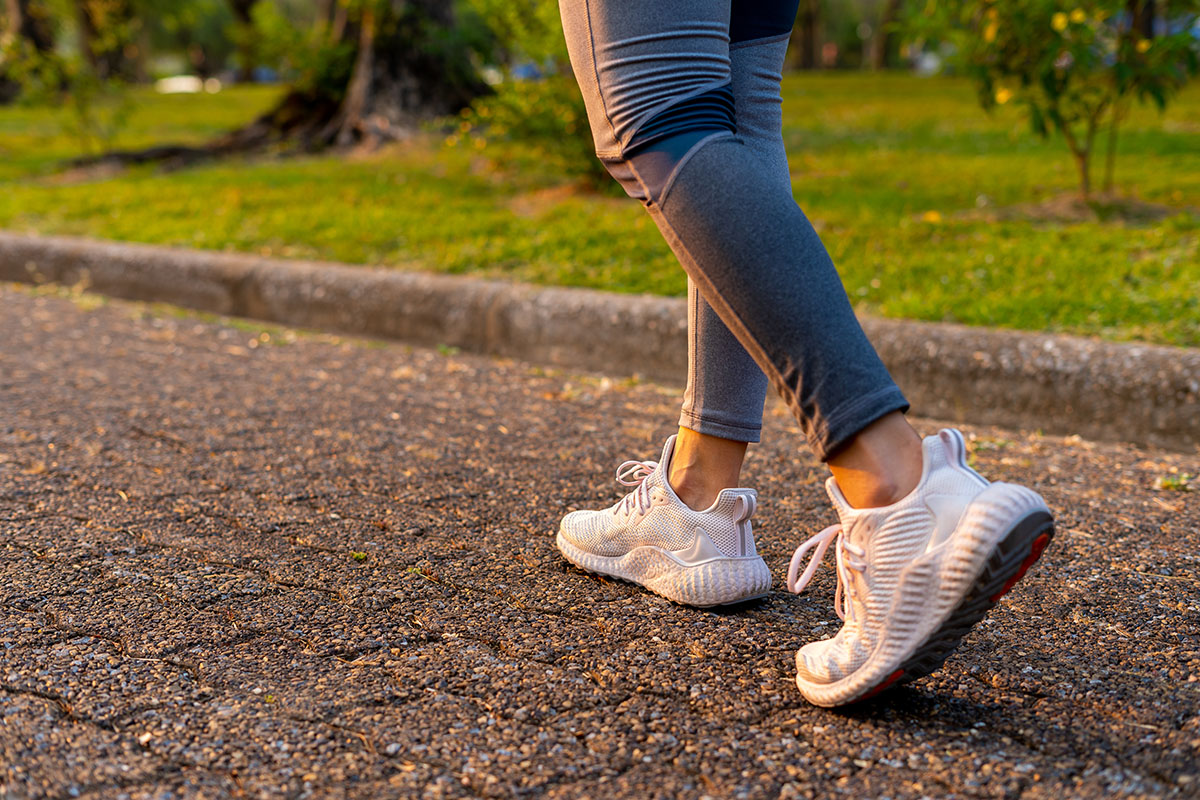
[0,85,286,181]
[0,75,1196,346]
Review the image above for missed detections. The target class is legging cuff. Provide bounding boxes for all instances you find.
[678,409,763,444]
[809,386,911,462]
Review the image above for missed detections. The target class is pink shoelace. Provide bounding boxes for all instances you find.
[786,525,866,622]
[614,459,658,516]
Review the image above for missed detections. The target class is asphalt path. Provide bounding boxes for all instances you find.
[1,283,1197,799]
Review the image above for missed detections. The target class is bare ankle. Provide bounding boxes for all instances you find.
[670,472,721,511]
[841,475,912,509]
[668,427,748,512]
[827,412,923,509]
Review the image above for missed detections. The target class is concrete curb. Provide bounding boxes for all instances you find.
[2,231,1197,452]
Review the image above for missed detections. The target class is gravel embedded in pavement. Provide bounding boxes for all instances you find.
[1,283,1198,799]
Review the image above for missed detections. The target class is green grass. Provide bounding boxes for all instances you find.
[0,85,287,181]
[0,75,1197,346]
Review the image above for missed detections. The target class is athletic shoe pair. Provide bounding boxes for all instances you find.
[556,429,1054,707]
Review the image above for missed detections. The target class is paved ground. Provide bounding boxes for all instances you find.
[1,282,1197,800]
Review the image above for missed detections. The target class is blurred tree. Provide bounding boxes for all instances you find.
[1128,0,1155,36]
[867,0,905,69]
[310,0,490,146]
[73,0,490,164]
[813,0,876,68]
[1,0,57,101]
[909,0,1200,198]
[3,0,55,52]
[76,0,141,81]
[314,0,347,39]
[452,0,618,188]
[141,0,235,78]
[793,0,822,69]
[226,0,260,81]
[2,0,139,151]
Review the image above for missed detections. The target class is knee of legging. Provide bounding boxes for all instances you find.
[598,83,737,205]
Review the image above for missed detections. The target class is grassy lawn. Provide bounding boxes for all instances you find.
[0,75,1197,347]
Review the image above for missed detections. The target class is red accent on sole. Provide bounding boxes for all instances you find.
[856,669,906,703]
[991,531,1051,602]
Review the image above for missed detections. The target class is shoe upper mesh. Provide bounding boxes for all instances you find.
[799,430,991,682]
[560,438,754,559]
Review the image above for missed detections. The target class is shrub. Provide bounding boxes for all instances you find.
[2,1,136,155]
[909,0,1200,199]
[455,0,611,190]
[454,73,611,189]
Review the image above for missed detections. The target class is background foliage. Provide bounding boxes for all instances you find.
[0,1,1196,348]
[907,0,1200,197]
[453,0,610,188]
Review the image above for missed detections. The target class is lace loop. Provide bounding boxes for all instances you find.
[614,459,658,516]
[615,460,657,487]
[787,524,866,622]
[786,524,838,595]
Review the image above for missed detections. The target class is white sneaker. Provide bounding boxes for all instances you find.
[787,428,1054,707]
[557,436,772,607]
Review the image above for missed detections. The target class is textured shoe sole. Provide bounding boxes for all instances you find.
[556,531,772,608]
[888,510,1053,689]
[798,483,1054,706]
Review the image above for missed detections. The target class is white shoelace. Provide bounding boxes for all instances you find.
[786,525,867,622]
[615,459,658,516]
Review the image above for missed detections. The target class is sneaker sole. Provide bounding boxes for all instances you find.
[556,531,772,608]
[798,483,1054,706]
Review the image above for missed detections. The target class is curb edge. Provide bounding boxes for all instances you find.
[2,231,1196,451]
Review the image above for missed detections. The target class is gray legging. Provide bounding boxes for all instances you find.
[558,0,909,460]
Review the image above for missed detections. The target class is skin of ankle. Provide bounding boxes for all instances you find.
[827,411,924,509]
[668,427,748,512]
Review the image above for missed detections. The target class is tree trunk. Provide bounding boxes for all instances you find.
[1,0,19,102]
[312,0,348,41]
[314,0,334,34]
[331,2,348,41]
[1104,108,1122,195]
[77,0,103,76]
[2,0,56,102]
[1058,116,1091,201]
[1127,0,1155,39]
[328,3,377,145]
[318,0,491,145]
[868,0,904,71]
[6,0,54,52]
[1,0,13,50]
[1075,151,1091,200]
[76,0,139,81]
[76,0,491,166]
[227,0,259,83]
[1081,117,1101,201]
[793,0,820,70]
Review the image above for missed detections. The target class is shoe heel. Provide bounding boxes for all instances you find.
[897,504,1055,684]
[556,532,772,608]
[654,555,773,608]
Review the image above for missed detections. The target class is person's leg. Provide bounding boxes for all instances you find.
[555,0,908,608]
[560,0,910,463]
[669,426,748,511]
[672,1,922,512]
[558,0,1054,703]
[672,0,797,511]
